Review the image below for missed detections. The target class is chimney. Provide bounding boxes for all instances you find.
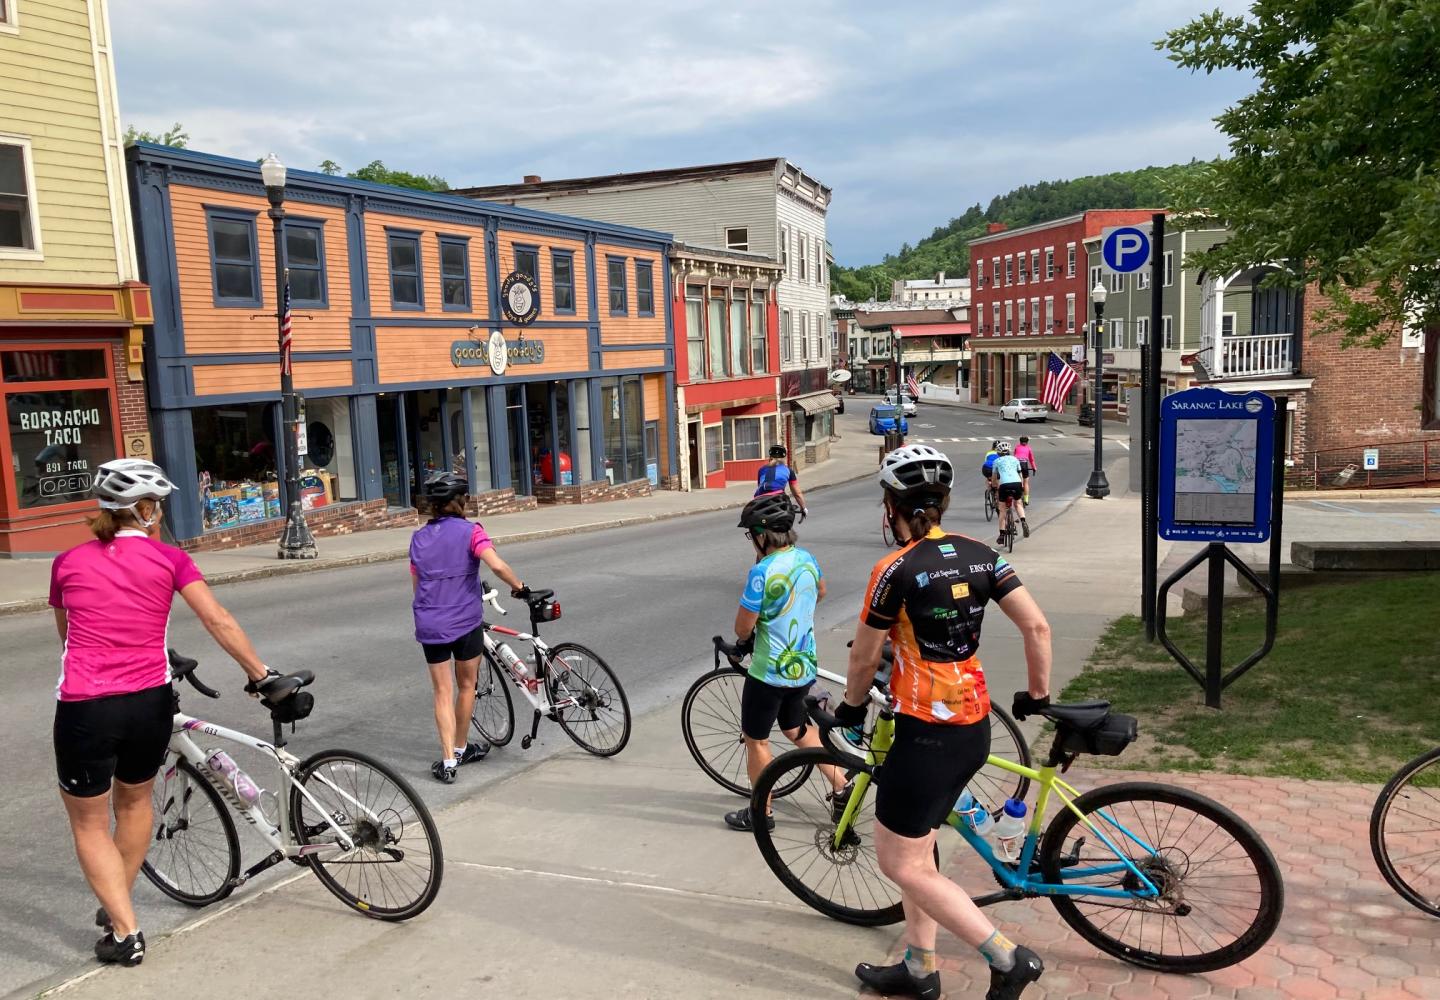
[935,271,945,284]
[986,222,1007,235]
[523,175,542,185]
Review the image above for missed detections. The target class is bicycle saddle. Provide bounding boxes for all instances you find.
[262,670,315,702]
[1043,700,1113,729]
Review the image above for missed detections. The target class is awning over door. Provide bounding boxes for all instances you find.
[787,390,840,415]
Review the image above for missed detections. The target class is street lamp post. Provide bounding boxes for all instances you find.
[1086,281,1110,499]
[261,153,317,559]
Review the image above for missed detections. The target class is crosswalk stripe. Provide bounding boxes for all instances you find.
[910,433,1068,444]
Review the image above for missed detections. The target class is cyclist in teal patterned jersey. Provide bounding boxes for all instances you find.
[724,492,847,831]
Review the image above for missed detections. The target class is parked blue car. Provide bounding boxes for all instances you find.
[869,404,908,436]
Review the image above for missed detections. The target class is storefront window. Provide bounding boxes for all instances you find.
[573,380,593,482]
[623,375,644,483]
[7,387,115,509]
[466,387,492,490]
[723,416,763,461]
[555,382,573,485]
[600,377,621,484]
[302,396,356,501]
[191,402,281,531]
[598,375,646,484]
[3,349,107,382]
[704,424,722,475]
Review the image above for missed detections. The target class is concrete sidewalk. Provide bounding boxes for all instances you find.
[0,414,879,617]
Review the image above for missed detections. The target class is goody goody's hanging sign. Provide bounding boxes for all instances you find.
[1101,225,1152,275]
[1158,387,1276,543]
[501,271,541,325]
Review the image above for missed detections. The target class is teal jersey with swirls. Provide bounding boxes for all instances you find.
[740,546,822,688]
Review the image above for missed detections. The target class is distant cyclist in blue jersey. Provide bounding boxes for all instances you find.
[756,444,809,519]
[980,439,1002,481]
[989,440,1029,541]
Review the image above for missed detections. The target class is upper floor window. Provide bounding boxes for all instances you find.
[0,140,38,253]
[1164,251,1174,287]
[725,227,748,251]
[514,246,539,282]
[284,220,327,307]
[1066,243,1077,277]
[1066,294,1076,332]
[1108,270,1125,294]
[1030,251,1040,282]
[1005,256,1014,285]
[439,237,470,310]
[779,226,789,275]
[1163,315,1175,349]
[1137,269,1150,291]
[207,210,261,306]
[799,234,808,282]
[0,1,16,31]
[992,257,1000,283]
[1089,264,1101,292]
[607,256,627,314]
[635,261,654,316]
[551,250,575,314]
[1044,248,1055,280]
[387,232,422,309]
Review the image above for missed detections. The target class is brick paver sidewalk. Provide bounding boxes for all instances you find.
[856,769,1440,1000]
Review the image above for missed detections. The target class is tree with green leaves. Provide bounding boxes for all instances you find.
[123,122,188,148]
[317,159,342,176]
[346,160,449,192]
[1160,1,1440,347]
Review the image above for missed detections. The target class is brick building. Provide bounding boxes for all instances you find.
[968,210,1155,407]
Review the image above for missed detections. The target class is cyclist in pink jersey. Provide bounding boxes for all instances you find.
[48,459,284,966]
[1014,436,1037,505]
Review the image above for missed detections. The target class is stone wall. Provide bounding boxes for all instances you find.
[183,498,417,552]
[533,478,653,505]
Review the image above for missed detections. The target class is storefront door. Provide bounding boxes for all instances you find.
[687,421,703,489]
[506,385,530,495]
[376,394,407,507]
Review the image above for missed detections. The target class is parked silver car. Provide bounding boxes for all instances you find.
[999,397,1048,422]
[883,390,918,417]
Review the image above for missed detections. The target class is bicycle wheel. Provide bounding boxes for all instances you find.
[984,489,996,522]
[471,651,515,747]
[680,668,812,798]
[289,749,443,921]
[881,510,893,547]
[546,642,632,756]
[966,707,1031,814]
[1371,746,1440,917]
[1039,781,1284,973]
[752,747,937,926]
[1006,521,1016,552]
[142,755,240,906]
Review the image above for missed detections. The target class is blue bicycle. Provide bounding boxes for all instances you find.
[750,697,1284,973]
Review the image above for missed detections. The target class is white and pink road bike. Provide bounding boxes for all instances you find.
[470,587,631,757]
[142,653,442,920]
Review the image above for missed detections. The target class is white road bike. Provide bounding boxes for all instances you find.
[142,653,443,920]
[469,587,632,757]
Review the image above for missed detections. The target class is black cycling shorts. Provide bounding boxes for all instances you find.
[421,624,486,665]
[740,675,812,741]
[876,713,991,838]
[54,684,173,798]
[998,482,1025,503]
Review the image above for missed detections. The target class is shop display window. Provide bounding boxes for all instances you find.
[598,375,646,484]
[191,402,281,531]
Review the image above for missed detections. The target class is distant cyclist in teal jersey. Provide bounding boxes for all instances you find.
[723,492,845,831]
[989,440,1029,541]
[756,444,809,519]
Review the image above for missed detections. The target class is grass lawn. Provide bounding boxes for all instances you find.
[1058,572,1440,783]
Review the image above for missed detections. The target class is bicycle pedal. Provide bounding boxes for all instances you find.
[1059,836,1086,868]
[521,736,533,750]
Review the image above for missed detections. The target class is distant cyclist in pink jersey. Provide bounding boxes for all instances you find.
[1015,436,1037,505]
[49,459,283,967]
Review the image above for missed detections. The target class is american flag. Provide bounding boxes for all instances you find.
[906,372,921,398]
[1041,351,1079,411]
[279,282,293,377]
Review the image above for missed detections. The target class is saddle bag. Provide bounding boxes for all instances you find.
[1059,710,1138,757]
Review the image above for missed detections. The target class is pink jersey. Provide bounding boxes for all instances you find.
[1014,444,1036,469]
[409,522,493,576]
[49,530,205,701]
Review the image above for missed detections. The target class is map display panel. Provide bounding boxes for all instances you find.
[1173,418,1258,524]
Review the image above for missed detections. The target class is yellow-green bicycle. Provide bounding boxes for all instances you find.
[750,695,1284,974]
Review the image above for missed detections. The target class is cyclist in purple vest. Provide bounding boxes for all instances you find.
[756,444,809,518]
[410,472,528,783]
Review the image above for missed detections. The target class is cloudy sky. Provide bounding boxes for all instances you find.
[112,0,1255,266]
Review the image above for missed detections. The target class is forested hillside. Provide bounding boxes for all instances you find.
[832,161,1208,301]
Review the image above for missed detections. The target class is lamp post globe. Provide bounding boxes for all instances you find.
[1086,281,1110,499]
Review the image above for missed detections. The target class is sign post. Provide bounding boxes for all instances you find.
[1155,387,1287,708]
[1142,213,1165,640]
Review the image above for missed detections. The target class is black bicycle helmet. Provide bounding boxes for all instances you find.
[739,491,797,533]
[768,444,788,459]
[422,471,469,503]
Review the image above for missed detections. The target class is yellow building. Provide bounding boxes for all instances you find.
[0,0,151,555]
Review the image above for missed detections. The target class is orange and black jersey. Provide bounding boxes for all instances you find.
[861,527,1022,725]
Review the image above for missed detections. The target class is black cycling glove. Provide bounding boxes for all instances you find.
[1012,691,1050,721]
[833,699,867,729]
[511,585,531,599]
[244,669,286,700]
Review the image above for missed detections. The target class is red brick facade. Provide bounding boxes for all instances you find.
[109,338,150,441]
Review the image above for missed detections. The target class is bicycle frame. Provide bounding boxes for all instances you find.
[830,714,1163,903]
[158,712,372,882]
[481,622,571,717]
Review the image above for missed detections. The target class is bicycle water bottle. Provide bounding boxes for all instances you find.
[206,749,262,808]
[495,642,537,689]
[955,790,994,838]
[992,798,1028,861]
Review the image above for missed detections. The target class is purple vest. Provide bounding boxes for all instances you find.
[410,516,482,644]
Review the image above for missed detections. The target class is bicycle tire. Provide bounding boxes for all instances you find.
[967,707,1031,814]
[751,746,937,926]
[1039,781,1283,973]
[1006,521,1015,553]
[983,489,996,522]
[546,642,632,757]
[1370,746,1440,917]
[680,667,810,798]
[881,510,893,547]
[471,650,515,747]
[142,755,240,906]
[289,749,444,921]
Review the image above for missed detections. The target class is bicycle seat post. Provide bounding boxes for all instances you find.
[272,715,286,749]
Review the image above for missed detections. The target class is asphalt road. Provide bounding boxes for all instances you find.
[0,402,1103,998]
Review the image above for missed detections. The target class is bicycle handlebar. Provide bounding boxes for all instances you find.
[168,649,221,699]
[481,588,508,616]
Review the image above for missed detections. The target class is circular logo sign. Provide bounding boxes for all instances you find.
[1244,397,1263,414]
[487,330,509,376]
[501,271,540,325]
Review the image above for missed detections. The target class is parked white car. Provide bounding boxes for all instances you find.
[1000,397,1048,422]
[883,390,918,417]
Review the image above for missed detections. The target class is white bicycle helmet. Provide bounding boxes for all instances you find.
[995,440,1013,456]
[93,458,176,510]
[879,444,954,494]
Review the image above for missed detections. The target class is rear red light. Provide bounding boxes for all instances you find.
[550,601,561,620]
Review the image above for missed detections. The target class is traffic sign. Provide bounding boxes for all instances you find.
[1363,448,1379,470]
[1102,225,1152,274]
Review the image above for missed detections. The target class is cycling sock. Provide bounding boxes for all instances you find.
[903,946,937,979]
[980,930,1018,971]
[453,747,466,761]
[442,757,457,770]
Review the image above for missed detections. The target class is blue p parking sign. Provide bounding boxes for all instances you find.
[1102,226,1151,274]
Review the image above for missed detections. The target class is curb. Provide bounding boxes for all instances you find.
[1288,487,1440,500]
[0,465,875,619]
